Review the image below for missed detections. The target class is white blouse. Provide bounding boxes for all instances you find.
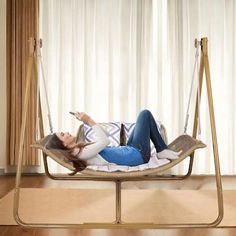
[77,124,110,165]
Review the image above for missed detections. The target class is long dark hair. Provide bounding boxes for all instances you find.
[45,133,88,175]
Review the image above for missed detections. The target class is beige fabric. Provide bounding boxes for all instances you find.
[32,134,206,178]
[0,188,235,226]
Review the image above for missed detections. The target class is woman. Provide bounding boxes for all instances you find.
[46,110,181,171]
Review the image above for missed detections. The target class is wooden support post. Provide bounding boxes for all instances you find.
[201,38,224,225]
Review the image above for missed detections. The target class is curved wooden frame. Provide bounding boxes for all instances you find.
[13,37,224,229]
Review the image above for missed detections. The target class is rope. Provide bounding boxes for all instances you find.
[35,41,41,140]
[36,39,54,134]
[184,40,201,137]
[196,42,201,138]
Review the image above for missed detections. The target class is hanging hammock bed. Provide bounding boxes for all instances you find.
[32,132,206,178]
[13,37,224,229]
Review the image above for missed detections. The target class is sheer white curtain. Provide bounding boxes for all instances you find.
[39,0,236,174]
[166,0,236,175]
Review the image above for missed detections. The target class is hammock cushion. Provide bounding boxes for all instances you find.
[83,122,122,146]
[31,134,206,178]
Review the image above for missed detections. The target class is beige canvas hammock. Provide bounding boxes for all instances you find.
[13,37,223,229]
[31,132,206,178]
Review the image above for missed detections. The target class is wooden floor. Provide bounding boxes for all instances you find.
[0,175,236,236]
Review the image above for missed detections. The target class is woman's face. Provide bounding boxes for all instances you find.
[56,132,76,148]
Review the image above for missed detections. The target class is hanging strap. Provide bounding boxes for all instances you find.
[184,39,201,138]
[196,41,201,138]
[35,40,40,139]
[35,39,54,134]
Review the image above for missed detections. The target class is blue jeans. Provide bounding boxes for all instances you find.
[127,109,167,163]
[99,146,144,166]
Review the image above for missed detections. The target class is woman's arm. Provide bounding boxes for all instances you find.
[73,112,110,160]
[78,124,110,160]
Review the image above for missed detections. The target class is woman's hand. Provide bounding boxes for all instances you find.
[74,112,90,123]
[74,112,96,126]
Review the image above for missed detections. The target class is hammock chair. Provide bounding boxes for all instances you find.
[13,37,223,229]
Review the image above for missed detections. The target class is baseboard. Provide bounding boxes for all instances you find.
[0,168,5,175]
[0,166,44,176]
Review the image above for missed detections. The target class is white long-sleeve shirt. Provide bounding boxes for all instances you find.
[77,124,110,165]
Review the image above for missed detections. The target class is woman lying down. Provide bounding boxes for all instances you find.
[46,109,181,172]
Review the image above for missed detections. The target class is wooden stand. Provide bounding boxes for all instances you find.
[13,37,223,229]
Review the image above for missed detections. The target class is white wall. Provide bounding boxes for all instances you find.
[0,0,6,170]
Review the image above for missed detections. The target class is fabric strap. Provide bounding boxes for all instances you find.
[36,39,54,135]
[183,39,201,138]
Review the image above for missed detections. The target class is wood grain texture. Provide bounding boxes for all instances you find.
[6,0,39,167]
